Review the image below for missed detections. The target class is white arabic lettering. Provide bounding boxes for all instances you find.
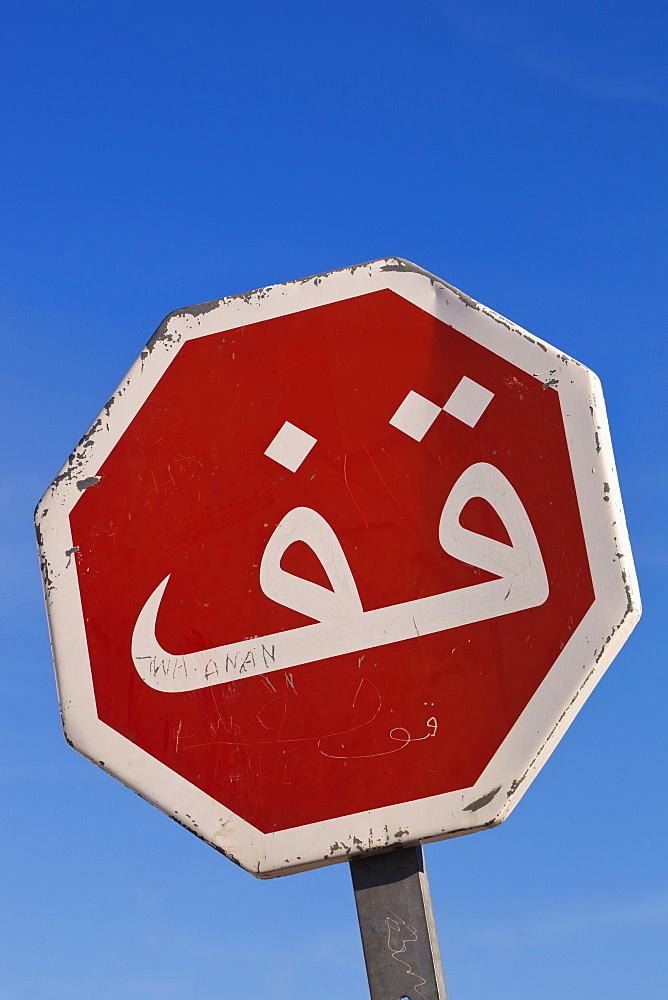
[131,463,549,692]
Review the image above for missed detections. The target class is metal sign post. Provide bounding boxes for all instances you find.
[350,847,447,1000]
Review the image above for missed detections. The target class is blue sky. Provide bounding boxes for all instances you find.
[1,1,666,997]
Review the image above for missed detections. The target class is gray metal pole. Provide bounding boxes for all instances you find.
[349,845,448,1000]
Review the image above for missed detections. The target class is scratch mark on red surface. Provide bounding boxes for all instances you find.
[414,760,439,774]
[343,454,369,527]
[207,686,239,738]
[352,677,380,717]
[381,446,410,478]
[407,616,433,696]
[363,444,406,517]
[319,717,437,760]
[181,679,384,751]
[174,452,203,471]
[273,350,327,375]
[256,694,289,731]
[109,497,128,563]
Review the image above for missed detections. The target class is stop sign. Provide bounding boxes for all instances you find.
[36,259,640,877]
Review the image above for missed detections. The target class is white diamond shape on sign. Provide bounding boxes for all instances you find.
[389,390,442,442]
[442,376,494,427]
[264,421,317,472]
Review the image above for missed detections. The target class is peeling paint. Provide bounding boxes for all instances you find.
[39,552,54,593]
[65,545,79,568]
[142,317,183,356]
[48,418,105,494]
[76,476,100,491]
[76,417,103,451]
[178,298,223,319]
[464,786,502,811]
[168,812,245,869]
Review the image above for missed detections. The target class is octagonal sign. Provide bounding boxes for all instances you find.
[36,259,640,877]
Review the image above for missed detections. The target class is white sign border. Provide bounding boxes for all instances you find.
[36,258,641,877]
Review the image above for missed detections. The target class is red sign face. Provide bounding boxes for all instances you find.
[70,288,594,834]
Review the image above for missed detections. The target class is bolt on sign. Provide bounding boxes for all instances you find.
[36,259,640,878]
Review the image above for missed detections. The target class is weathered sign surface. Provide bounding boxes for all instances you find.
[36,259,640,876]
